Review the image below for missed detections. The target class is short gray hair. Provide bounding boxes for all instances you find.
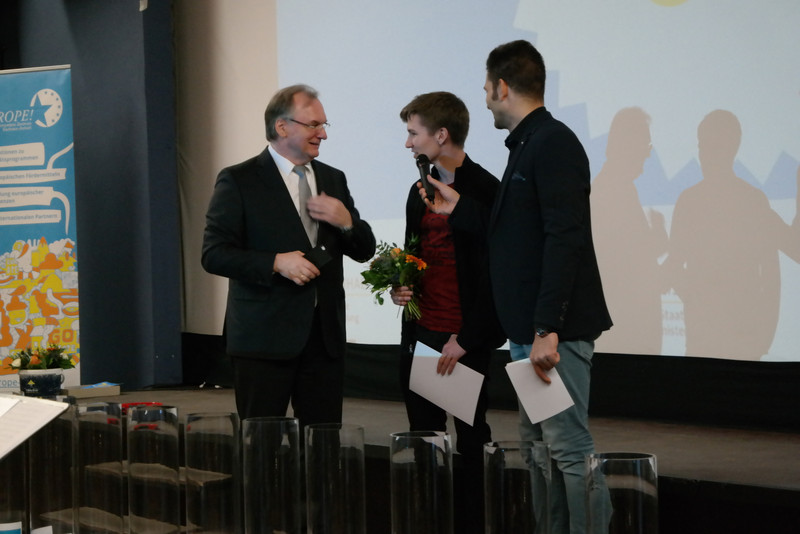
[264,84,319,141]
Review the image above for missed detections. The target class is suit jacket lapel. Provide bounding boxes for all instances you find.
[488,116,545,233]
[309,160,325,194]
[310,160,330,244]
[259,149,312,247]
[489,145,524,233]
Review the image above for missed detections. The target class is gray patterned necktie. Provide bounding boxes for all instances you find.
[294,165,317,245]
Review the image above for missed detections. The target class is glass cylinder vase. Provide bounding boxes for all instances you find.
[389,431,453,534]
[586,452,658,534]
[127,404,181,534]
[305,423,366,534]
[74,402,124,534]
[184,411,241,533]
[242,416,302,534]
[0,443,27,532]
[27,401,75,533]
[484,440,551,534]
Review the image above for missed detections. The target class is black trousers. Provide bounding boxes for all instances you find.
[399,323,492,534]
[232,309,344,431]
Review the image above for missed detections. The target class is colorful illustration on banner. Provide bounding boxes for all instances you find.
[0,67,80,388]
[0,236,79,375]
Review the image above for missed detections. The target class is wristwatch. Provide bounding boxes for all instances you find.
[535,327,551,338]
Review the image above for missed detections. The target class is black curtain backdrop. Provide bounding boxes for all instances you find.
[0,0,20,70]
[8,0,182,388]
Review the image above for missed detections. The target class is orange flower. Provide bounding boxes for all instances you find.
[405,255,427,270]
[29,355,42,366]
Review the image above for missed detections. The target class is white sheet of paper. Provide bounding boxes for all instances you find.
[0,394,69,461]
[0,396,17,419]
[409,342,485,426]
[505,359,575,424]
[0,521,22,534]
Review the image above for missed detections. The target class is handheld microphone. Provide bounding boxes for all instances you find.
[415,154,435,201]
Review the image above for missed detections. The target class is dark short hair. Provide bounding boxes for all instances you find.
[486,40,545,101]
[264,84,319,141]
[399,91,470,148]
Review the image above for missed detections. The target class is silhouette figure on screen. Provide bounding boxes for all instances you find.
[666,110,800,360]
[592,107,668,356]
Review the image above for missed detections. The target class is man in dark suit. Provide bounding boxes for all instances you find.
[202,84,376,429]
[423,41,612,534]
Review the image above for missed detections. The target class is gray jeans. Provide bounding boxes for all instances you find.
[510,339,598,534]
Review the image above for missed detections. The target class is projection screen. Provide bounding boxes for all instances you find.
[274,0,799,361]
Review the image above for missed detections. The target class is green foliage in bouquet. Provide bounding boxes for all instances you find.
[6,344,77,370]
[361,236,428,320]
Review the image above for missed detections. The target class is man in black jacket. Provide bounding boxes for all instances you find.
[391,91,505,533]
[424,43,612,534]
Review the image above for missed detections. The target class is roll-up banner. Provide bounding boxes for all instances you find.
[0,66,80,391]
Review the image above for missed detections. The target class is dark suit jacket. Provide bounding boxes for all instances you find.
[452,108,612,344]
[201,147,376,360]
[401,155,506,354]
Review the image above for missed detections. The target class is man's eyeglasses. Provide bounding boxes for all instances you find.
[288,118,330,131]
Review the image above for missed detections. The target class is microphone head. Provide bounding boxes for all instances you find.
[415,154,431,167]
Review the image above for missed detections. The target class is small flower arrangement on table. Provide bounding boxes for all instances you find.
[7,344,78,370]
[360,237,428,321]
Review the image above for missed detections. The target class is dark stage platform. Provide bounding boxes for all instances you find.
[77,387,800,534]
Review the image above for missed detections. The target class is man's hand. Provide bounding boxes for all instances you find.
[530,332,560,383]
[307,192,353,230]
[419,175,460,215]
[273,251,320,285]
[437,334,466,375]
[390,286,413,307]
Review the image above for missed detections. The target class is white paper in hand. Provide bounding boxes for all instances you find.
[505,359,574,424]
[409,342,485,426]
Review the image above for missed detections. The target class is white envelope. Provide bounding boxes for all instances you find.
[505,359,574,424]
[409,342,485,426]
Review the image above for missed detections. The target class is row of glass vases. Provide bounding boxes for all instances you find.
[0,401,658,533]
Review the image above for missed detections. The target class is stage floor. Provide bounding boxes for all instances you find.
[82,386,800,496]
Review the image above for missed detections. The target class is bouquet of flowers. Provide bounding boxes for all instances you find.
[361,237,427,321]
[6,344,77,370]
